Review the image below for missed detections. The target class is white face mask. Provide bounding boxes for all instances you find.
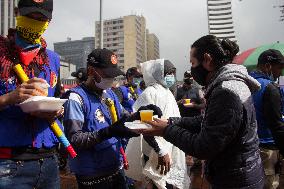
[94,71,114,90]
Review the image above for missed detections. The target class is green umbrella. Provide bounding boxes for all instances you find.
[234,43,284,73]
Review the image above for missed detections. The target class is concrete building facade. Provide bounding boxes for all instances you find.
[59,56,77,80]
[0,0,18,36]
[95,15,159,72]
[207,0,237,41]
[147,30,160,61]
[54,37,95,69]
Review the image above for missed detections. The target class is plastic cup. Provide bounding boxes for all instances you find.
[140,110,154,122]
[184,99,191,104]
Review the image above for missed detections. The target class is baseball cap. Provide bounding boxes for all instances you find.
[71,68,88,81]
[258,49,284,65]
[18,0,53,20]
[87,48,124,78]
[126,67,142,78]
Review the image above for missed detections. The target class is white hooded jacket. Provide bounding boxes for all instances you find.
[125,59,190,189]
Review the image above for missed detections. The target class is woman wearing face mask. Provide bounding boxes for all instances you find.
[139,35,265,189]
[125,59,190,189]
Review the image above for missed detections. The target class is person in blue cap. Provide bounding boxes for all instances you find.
[0,0,63,188]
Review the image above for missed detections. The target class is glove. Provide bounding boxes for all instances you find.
[138,104,163,118]
[97,116,139,141]
[126,104,163,122]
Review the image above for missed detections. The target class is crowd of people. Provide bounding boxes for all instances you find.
[0,0,284,189]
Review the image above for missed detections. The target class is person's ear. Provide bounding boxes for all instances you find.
[93,69,102,83]
[203,53,214,71]
[264,63,272,73]
[87,66,100,82]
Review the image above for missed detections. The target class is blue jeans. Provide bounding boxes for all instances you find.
[0,155,60,189]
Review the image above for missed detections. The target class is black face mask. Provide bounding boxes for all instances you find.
[184,78,193,85]
[191,63,209,86]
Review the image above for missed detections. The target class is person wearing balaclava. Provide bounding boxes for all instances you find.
[125,59,190,189]
[250,49,284,189]
[139,35,265,188]
[0,0,64,188]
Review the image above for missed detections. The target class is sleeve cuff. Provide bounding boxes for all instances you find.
[158,148,168,157]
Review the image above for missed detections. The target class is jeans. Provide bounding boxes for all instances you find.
[0,155,60,189]
[76,169,128,189]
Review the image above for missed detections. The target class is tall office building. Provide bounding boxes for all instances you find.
[54,37,95,69]
[146,30,160,61]
[95,15,159,72]
[0,0,18,36]
[207,0,237,41]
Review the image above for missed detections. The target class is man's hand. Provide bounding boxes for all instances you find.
[157,153,171,175]
[138,118,169,136]
[97,115,140,141]
[30,107,64,121]
[7,78,48,105]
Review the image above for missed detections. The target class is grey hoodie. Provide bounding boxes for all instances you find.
[163,63,264,188]
[206,64,261,100]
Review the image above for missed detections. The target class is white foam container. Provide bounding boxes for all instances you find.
[18,96,67,113]
[125,120,152,129]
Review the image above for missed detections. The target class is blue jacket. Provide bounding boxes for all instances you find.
[0,49,61,148]
[66,86,123,176]
[119,85,142,113]
[250,71,274,145]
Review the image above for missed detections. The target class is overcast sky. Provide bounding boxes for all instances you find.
[44,0,284,79]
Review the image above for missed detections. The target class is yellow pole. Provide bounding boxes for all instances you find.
[105,98,118,123]
[13,64,29,82]
[13,64,77,158]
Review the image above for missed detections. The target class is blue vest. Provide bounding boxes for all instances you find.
[119,85,142,113]
[67,86,123,176]
[0,49,61,148]
[250,71,274,145]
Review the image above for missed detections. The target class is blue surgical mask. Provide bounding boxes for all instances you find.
[133,78,142,87]
[164,75,175,88]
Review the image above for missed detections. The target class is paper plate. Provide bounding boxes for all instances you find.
[125,121,152,130]
[18,96,67,113]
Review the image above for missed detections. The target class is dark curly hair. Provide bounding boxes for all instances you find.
[191,35,239,68]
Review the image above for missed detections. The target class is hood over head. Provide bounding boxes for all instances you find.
[141,59,167,87]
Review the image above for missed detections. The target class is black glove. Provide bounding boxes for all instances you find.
[139,104,163,118]
[126,104,163,122]
[97,116,139,141]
